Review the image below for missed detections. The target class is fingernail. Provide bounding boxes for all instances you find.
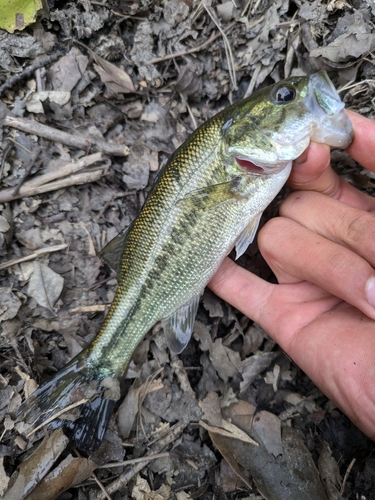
[366,277,375,308]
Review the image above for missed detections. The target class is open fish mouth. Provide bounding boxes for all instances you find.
[307,71,354,148]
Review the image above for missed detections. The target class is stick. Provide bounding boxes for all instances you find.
[0,244,68,271]
[4,116,129,156]
[0,162,109,203]
[91,420,186,499]
[25,152,102,188]
[0,51,63,97]
[148,22,236,64]
[97,452,170,469]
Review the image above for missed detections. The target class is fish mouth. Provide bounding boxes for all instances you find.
[307,71,354,148]
[235,155,292,176]
[235,156,269,174]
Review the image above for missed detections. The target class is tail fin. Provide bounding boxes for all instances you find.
[17,356,121,452]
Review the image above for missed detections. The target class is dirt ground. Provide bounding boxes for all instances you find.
[1,1,375,499]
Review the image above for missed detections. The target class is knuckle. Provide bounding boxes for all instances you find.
[345,211,375,249]
[258,217,291,257]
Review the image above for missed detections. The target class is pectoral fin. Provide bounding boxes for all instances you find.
[100,221,134,275]
[177,178,244,211]
[235,212,262,259]
[162,294,201,354]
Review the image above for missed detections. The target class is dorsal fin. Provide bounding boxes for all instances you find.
[100,221,134,275]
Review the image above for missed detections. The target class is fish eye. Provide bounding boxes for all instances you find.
[272,85,297,104]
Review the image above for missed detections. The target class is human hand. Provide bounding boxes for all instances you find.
[209,110,375,440]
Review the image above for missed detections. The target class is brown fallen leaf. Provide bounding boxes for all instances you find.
[27,261,64,312]
[0,457,10,496]
[93,53,135,94]
[209,401,328,500]
[199,419,258,446]
[0,288,22,322]
[24,455,97,500]
[2,429,69,500]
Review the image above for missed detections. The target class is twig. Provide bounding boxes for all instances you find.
[20,152,103,189]
[185,101,197,130]
[97,452,170,469]
[90,472,112,500]
[91,420,186,499]
[244,63,261,98]
[201,3,237,90]
[70,304,107,313]
[340,458,356,495]
[0,244,68,271]
[74,449,112,500]
[0,160,109,203]
[148,21,236,64]
[0,51,64,97]
[4,115,129,156]
[26,398,89,437]
[338,79,375,93]
[241,0,254,17]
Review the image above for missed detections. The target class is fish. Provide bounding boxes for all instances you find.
[17,71,354,451]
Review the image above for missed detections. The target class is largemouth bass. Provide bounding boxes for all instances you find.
[18,71,353,451]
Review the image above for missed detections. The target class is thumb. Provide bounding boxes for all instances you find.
[288,142,341,196]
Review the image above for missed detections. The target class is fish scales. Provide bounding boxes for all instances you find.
[17,72,354,451]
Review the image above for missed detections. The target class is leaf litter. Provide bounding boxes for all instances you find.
[1,0,375,499]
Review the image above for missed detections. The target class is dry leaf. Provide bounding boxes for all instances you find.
[199,419,258,446]
[210,339,240,382]
[239,352,278,393]
[310,33,375,62]
[2,429,69,500]
[199,391,222,427]
[318,442,343,500]
[0,458,10,496]
[25,455,97,500]
[93,52,135,94]
[27,261,64,312]
[0,288,22,322]
[252,410,282,457]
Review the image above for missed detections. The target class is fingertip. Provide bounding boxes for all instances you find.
[289,142,331,191]
[208,257,272,325]
[345,110,375,172]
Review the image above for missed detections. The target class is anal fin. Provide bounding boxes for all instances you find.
[162,294,201,354]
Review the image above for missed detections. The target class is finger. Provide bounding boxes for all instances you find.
[208,256,338,334]
[280,191,375,267]
[289,142,335,192]
[258,216,375,320]
[275,301,375,441]
[290,141,375,208]
[208,257,273,325]
[346,110,375,172]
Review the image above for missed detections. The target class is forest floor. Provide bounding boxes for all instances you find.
[1,1,375,499]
